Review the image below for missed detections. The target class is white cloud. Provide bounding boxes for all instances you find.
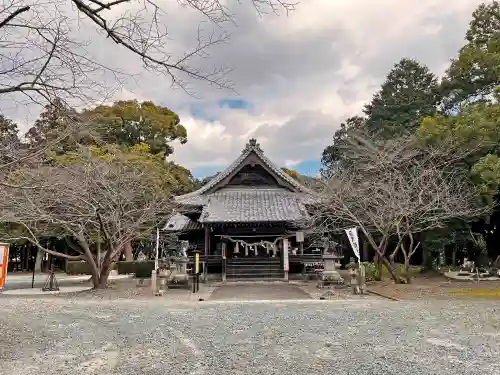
[0,0,485,174]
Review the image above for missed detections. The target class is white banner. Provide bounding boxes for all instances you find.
[345,227,360,262]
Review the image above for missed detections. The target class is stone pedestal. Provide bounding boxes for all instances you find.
[348,264,366,295]
[151,270,157,293]
[156,266,171,296]
[317,254,343,288]
[168,257,190,287]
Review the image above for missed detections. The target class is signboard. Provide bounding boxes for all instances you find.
[345,227,360,262]
[0,243,9,290]
[283,238,289,272]
[194,252,200,274]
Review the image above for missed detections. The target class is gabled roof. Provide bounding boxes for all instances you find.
[175,138,315,205]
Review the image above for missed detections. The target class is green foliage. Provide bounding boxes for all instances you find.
[320,116,365,176]
[345,261,380,282]
[66,261,94,275]
[350,261,423,281]
[440,1,500,110]
[471,153,500,200]
[417,102,500,201]
[363,58,440,138]
[25,98,83,155]
[84,100,187,157]
[319,2,500,273]
[418,103,500,148]
[117,260,155,276]
[134,261,155,278]
[0,115,18,140]
[51,143,195,195]
[281,167,299,179]
[0,115,21,164]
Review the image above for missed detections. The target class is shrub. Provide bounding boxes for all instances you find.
[361,262,380,281]
[116,261,136,275]
[116,261,155,278]
[66,260,93,275]
[134,261,155,278]
[355,262,423,282]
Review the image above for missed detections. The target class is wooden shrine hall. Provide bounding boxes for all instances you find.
[163,138,327,280]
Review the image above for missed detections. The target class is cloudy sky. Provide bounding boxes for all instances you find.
[3,0,485,178]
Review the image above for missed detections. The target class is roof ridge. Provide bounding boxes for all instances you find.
[175,138,315,200]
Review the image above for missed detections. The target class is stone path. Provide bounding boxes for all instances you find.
[209,283,312,300]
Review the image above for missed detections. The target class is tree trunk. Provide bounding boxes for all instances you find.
[88,261,100,288]
[380,255,401,283]
[373,253,383,281]
[404,257,411,284]
[96,259,113,289]
[389,254,396,275]
[123,240,133,261]
[34,249,44,273]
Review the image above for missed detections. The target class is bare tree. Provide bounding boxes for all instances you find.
[0,0,296,181]
[0,148,176,288]
[0,0,297,105]
[316,132,490,282]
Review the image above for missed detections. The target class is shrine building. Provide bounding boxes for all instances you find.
[163,138,327,280]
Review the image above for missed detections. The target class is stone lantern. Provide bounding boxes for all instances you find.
[155,262,171,296]
[317,242,344,288]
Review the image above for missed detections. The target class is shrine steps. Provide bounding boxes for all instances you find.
[226,257,284,280]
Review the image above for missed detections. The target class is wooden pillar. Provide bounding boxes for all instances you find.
[204,226,210,256]
[221,242,226,282]
[452,243,457,267]
[283,238,289,281]
[362,239,369,262]
[299,242,304,255]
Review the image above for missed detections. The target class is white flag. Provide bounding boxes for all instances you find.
[345,227,360,262]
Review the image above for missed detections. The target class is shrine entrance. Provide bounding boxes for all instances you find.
[222,238,282,259]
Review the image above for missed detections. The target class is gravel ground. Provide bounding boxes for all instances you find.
[1,297,500,375]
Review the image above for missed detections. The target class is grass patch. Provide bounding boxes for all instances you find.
[447,287,500,299]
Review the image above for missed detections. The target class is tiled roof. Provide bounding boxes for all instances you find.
[198,188,310,223]
[175,139,316,204]
[176,188,320,207]
[163,213,202,231]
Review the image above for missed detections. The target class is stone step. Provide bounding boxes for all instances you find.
[228,258,281,264]
[226,264,282,270]
[226,273,284,280]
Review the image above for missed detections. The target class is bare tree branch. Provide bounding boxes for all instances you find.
[0,148,177,288]
[0,4,30,28]
[315,132,492,282]
[0,0,296,104]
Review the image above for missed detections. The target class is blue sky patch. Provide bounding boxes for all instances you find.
[190,107,216,122]
[191,165,224,179]
[293,160,321,176]
[217,99,249,109]
[192,159,321,179]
